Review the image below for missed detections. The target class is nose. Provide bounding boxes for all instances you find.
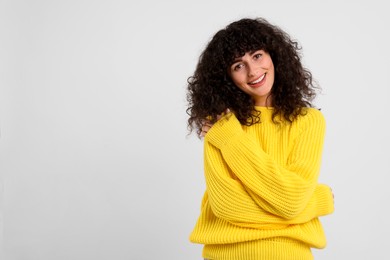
[247,63,256,77]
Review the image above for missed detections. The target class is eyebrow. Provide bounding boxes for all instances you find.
[232,50,261,63]
[232,57,242,64]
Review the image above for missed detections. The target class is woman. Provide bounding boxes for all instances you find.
[186,18,334,260]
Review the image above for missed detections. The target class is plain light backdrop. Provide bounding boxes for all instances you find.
[1,0,389,259]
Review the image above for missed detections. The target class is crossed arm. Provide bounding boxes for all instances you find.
[202,111,334,228]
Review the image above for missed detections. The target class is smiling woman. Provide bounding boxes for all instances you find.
[229,50,275,107]
[186,18,334,260]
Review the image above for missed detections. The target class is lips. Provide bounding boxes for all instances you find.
[248,73,266,88]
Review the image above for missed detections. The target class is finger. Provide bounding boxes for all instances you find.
[216,109,231,120]
[200,121,214,138]
[202,124,211,133]
[200,129,209,137]
[201,119,213,127]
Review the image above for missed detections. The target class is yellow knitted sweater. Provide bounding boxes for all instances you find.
[190,107,334,260]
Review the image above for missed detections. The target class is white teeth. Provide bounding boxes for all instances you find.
[250,74,265,84]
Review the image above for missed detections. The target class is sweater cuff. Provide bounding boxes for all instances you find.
[205,113,244,149]
[315,184,335,216]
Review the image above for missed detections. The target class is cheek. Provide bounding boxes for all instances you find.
[230,76,246,91]
[231,73,246,86]
[268,58,275,70]
[262,58,273,69]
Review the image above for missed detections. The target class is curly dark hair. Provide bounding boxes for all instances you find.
[186,17,320,137]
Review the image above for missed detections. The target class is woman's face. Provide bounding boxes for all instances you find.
[229,50,275,107]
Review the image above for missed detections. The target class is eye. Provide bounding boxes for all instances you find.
[232,63,244,71]
[253,52,262,60]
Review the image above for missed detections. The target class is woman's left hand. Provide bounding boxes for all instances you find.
[200,120,213,138]
[200,109,230,138]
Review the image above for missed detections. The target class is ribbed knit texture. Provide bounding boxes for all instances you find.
[190,107,334,260]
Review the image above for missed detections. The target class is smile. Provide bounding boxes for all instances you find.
[248,73,266,87]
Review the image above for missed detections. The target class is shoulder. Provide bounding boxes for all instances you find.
[304,107,325,120]
[295,107,326,130]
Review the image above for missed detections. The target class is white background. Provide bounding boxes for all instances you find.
[1,0,389,259]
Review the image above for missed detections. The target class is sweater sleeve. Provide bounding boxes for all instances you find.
[204,141,288,228]
[204,138,334,227]
[205,110,331,220]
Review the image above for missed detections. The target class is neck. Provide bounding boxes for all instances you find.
[254,95,273,107]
